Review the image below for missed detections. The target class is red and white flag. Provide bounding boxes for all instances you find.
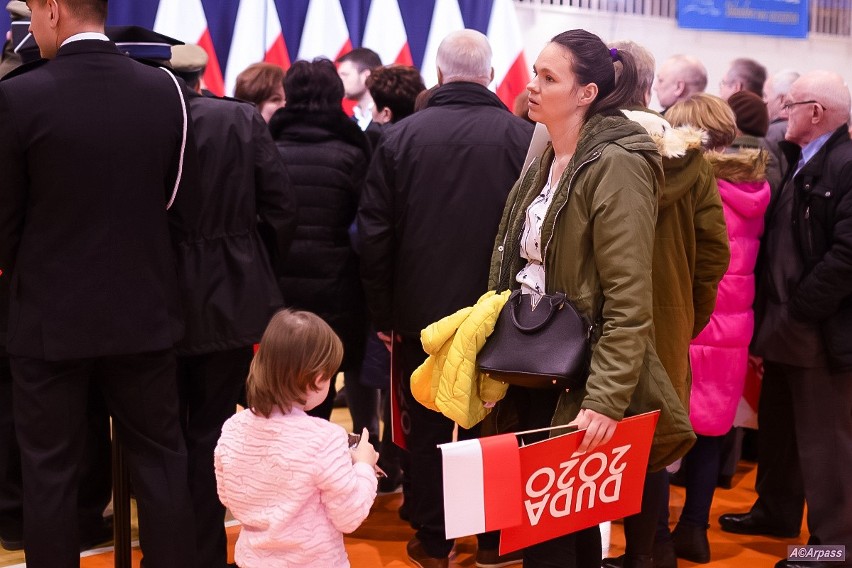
[297,0,352,62]
[440,433,522,539]
[486,0,530,109]
[362,0,413,66]
[153,0,225,96]
[420,0,464,87]
[224,0,290,96]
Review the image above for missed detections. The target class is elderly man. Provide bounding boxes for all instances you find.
[723,71,852,568]
[358,29,532,568]
[654,54,707,112]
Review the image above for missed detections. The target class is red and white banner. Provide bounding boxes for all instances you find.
[363,0,413,66]
[297,0,352,62]
[153,0,225,96]
[440,434,523,539]
[499,412,659,554]
[486,0,529,109]
[420,0,464,87]
[224,0,290,95]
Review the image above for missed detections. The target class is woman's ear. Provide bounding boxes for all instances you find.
[577,82,599,108]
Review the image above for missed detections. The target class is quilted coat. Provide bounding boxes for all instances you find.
[411,290,510,428]
[688,149,770,436]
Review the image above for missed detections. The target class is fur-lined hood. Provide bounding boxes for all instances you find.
[622,108,711,210]
[705,148,768,183]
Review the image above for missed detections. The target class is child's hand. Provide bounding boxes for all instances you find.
[350,427,379,467]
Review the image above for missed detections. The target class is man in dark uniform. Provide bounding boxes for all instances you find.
[170,43,298,568]
[0,1,198,566]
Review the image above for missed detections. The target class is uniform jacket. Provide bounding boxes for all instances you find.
[174,91,297,355]
[357,82,533,336]
[488,114,695,471]
[215,408,377,568]
[689,150,770,435]
[0,40,200,360]
[623,109,730,409]
[270,108,370,370]
[777,125,852,369]
[411,290,510,428]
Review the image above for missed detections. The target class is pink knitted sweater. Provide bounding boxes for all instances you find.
[214,408,377,567]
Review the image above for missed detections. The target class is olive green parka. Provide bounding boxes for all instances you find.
[488,114,696,471]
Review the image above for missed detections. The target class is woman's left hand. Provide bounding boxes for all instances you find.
[569,409,618,454]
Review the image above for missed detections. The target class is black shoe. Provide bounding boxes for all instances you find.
[0,524,24,551]
[80,515,114,551]
[718,511,800,538]
[653,538,678,568]
[672,522,710,563]
[775,560,835,568]
[377,471,403,495]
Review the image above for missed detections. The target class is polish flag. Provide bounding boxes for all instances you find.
[297,0,352,62]
[420,0,464,88]
[486,0,530,109]
[362,0,413,66]
[154,0,225,96]
[440,433,522,539]
[224,0,290,96]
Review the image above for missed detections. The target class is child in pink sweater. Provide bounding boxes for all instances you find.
[215,310,379,567]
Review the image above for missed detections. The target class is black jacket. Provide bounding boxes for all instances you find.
[0,40,201,360]
[778,125,852,368]
[357,82,534,335]
[270,108,370,370]
[174,91,298,355]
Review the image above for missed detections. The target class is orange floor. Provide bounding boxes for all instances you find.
[0,459,803,568]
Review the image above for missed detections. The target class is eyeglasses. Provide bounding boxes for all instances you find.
[781,100,825,112]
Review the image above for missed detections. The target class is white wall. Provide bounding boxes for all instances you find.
[514,3,852,110]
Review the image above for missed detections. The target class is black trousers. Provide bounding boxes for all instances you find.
[398,336,497,558]
[10,350,196,568]
[767,361,852,557]
[750,362,806,532]
[177,347,253,568]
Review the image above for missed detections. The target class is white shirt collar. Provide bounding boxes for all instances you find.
[61,32,110,47]
[353,103,374,131]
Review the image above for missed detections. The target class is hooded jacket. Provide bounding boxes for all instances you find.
[689,150,770,435]
[622,109,730,408]
[489,113,696,471]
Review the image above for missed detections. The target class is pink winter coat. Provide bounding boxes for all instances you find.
[214,407,378,568]
[688,149,770,436]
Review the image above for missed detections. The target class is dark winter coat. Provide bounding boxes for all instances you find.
[357,82,533,336]
[174,91,297,355]
[270,108,371,370]
[780,125,852,368]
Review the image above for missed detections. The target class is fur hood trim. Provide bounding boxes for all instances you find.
[621,109,706,158]
[705,148,768,183]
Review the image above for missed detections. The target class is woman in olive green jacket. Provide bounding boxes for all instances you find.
[487,30,695,568]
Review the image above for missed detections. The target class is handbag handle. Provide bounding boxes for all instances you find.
[510,291,566,333]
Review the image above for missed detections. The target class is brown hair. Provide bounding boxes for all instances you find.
[247,310,343,418]
[665,93,737,150]
[366,65,425,123]
[234,62,285,107]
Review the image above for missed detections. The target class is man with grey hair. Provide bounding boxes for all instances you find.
[762,69,801,192]
[654,54,708,112]
[722,71,852,568]
[719,57,768,100]
[358,28,532,568]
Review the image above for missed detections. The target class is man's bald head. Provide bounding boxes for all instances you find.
[436,29,493,87]
[784,71,851,146]
[654,54,707,110]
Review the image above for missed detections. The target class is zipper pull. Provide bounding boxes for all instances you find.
[805,206,810,220]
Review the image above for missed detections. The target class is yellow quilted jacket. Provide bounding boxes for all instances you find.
[411,290,511,428]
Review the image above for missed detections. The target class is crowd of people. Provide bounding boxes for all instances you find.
[0,1,851,568]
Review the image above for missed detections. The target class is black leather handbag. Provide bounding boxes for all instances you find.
[477,290,592,390]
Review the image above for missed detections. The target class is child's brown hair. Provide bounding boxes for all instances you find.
[247,310,343,418]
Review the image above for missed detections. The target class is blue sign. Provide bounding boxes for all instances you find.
[678,0,809,38]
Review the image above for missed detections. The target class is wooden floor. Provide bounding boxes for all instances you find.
[0,405,802,567]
